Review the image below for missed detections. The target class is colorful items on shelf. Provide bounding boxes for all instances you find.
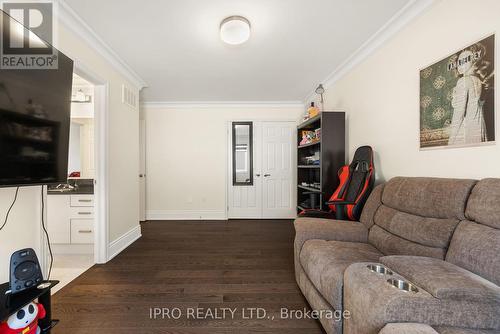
[299,128,321,146]
[301,102,321,122]
[303,151,320,165]
[308,102,320,118]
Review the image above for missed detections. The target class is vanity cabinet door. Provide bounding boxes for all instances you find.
[47,195,71,244]
[70,195,94,207]
[71,219,94,244]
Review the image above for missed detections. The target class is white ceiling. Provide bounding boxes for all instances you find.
[64,0,412,103]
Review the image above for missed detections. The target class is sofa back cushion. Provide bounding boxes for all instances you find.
[446,179,500,286]
[465,178,500,229]
[367,177,477,259]
[381,177,476,220]
[360,183,384,229]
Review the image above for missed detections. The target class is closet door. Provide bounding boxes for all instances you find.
[228,122,262,218]
[261,122,296,219]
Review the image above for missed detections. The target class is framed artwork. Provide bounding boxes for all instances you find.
[420,34,495,149]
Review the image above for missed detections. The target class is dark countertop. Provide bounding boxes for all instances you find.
[47,189,94,195]
[47,179,94,195]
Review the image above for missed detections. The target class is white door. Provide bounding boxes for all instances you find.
[228,121,296,219]
[228,122,262,218]
[261,122,296,218]
[139,119,146,222]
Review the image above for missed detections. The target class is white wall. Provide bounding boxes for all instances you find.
[319,0,499,181]
[143,105,303,220]
[0,18,141,281]
[0,188,41,283]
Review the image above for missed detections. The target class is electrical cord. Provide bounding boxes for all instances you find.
[40,185,54,281]
[0,186,20,231]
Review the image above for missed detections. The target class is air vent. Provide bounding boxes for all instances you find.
[122,84,137,109]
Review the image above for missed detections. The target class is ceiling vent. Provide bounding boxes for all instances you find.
[122,84,137,109]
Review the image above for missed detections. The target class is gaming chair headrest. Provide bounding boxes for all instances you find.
[350,146,373,172]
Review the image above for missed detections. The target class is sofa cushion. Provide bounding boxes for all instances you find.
[382,177,476,220]
[381,256,500,303]
[300,240,382,310]
[446,221,500,286]
[360,183,384,229]
[369,225,446,259]
[294,218,369,251]
[379,323,439,334]
[466,179,500,229]
[374,205,459,249]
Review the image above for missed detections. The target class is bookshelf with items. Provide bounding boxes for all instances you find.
[297,112,345,213]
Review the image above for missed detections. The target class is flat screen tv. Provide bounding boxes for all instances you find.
[0,10,73,187]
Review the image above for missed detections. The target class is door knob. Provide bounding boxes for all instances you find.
[256,174,261,177]
[264,174,271,177]
[139,174,145,178]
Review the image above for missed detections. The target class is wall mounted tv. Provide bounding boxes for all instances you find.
[0,9,73,187]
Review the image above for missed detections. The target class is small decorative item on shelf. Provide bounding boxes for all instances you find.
[315,128,321,141]
[307,102,320,118]
[302,111,310,122]
[302,151,320,165]
[299,130,315,146]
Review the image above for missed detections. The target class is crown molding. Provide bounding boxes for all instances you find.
[56,0,147,90]
[304,0,435,103]
[141,101,306,110]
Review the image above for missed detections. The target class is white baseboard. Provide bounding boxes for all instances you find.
[108,225,142,260]
[146,210,227,221]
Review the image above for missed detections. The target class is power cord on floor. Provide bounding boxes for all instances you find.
[0,186,20,231]
[41,185,54,281]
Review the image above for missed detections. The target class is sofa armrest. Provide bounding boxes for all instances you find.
[380,256,500,303]
[343,262,500,334]
[294,217,369,254]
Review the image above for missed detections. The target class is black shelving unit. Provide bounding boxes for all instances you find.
[297,112,345,213]
[0,281,59,333]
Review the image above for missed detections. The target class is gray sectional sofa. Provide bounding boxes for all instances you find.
[294,177,500,334]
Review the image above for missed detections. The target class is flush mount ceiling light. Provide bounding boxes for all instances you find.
[220,16,251,45]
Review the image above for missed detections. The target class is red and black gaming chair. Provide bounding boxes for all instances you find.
[300,146,375,221]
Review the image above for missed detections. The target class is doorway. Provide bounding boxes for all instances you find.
[228,121,297,219]
[40,63,109,291]
[45,73,95,292]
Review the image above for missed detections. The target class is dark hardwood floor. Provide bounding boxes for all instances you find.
[52,220,325,334]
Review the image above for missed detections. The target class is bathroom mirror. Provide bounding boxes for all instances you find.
[232,122,253,186]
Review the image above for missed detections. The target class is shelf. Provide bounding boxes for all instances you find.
[298,165,320,169]
[298,185,321,192]
[298,114,321,129]
[298,141,320,149]
[0,280,58,322]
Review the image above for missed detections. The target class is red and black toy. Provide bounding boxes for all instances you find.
[0,302,46,334]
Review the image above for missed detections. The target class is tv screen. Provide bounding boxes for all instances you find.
[0,10,73,187]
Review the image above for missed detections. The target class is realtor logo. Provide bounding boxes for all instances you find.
[1,1,58,69]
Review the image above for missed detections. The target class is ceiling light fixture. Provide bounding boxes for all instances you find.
[220,16,251,45]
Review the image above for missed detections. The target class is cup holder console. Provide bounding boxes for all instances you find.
[387,278,419,293]
[367,264,393,275]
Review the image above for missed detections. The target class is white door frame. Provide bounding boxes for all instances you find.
[226,119,298,220]
[40,59,110,276]
[139,119,146,222]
